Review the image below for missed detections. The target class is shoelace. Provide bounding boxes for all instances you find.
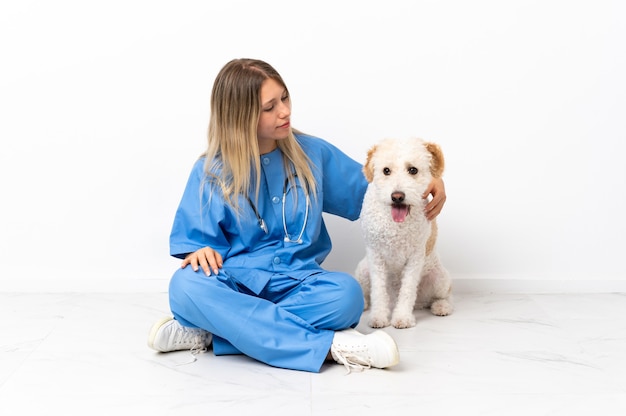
[331,348,372,374]
[175,334,208,366]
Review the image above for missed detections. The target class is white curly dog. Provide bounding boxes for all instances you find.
[355,137,453,329]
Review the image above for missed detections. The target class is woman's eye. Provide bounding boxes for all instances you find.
[281,95,289,102]
[263,106,274,112]
[408,167,418,175]
[383,167,391,176]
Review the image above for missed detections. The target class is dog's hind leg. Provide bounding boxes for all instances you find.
[418,262,453,316]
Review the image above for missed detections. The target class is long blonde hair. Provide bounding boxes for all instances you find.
[204,58,317,212]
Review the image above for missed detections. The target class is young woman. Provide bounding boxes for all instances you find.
[148,58,446,373]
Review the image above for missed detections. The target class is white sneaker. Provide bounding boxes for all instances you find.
[147,317,212,354]
[330,328,400,373]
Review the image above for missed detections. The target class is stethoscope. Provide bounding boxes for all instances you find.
[245,175,310,244]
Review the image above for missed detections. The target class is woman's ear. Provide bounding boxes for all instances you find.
[363,145,378,183]
[425,142,445,178]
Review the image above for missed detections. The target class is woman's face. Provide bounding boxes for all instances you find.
[257,78,291,154]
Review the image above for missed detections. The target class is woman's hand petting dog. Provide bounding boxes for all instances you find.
[423,177,446,221]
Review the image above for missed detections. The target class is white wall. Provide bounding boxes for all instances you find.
[1,0,625,292]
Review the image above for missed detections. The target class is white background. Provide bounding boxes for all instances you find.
[1,0,624,292]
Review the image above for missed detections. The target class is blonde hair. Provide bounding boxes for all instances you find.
[204,58,317,212]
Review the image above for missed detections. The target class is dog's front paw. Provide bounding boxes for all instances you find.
[430,299,453,316]
[391,314,417,329]
[368,314,390,328]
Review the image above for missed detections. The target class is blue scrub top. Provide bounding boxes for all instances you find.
[169,133,367,294]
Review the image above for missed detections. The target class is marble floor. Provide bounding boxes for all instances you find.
[1,290,626,415]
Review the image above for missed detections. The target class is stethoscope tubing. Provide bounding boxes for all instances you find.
[245,174,309,244]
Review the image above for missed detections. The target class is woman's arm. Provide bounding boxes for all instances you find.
[170,159,231,271]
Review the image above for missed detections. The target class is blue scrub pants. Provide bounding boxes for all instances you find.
[168,266,364,373]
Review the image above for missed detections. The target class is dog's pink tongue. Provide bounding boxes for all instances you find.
[391,205,409,222]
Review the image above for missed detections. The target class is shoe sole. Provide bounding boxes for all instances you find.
[370,330,400,368]
[147,316,174,351]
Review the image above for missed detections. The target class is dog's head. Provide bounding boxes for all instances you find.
[363,138,445,223]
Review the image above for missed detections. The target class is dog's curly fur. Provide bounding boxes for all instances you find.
[355,137,453,329]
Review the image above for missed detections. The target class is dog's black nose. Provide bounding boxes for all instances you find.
[391,192,405,203]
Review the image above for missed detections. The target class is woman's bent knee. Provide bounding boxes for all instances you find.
[168,266,196,298]
[314,272,364,327]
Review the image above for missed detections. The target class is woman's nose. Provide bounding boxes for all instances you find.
[278,102,291,118]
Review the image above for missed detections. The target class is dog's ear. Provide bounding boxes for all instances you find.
[363,144,378,183]
[425,142,445,178]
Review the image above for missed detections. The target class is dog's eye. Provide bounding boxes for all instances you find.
[408,167,418,175]
[383,167,391,176]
